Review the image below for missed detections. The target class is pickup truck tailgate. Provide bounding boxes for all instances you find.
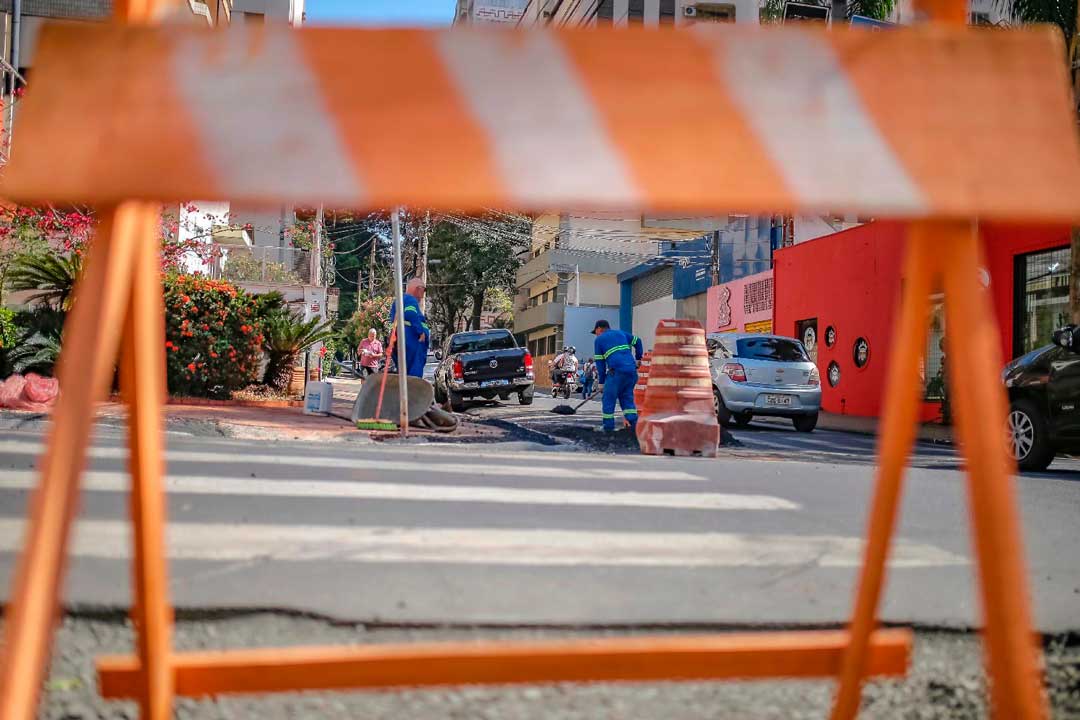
[461,349,527,382]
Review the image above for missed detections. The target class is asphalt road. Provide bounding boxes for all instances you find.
[1,419,1078,631]
[488,392,1080,471]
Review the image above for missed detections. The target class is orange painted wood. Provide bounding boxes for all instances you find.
[96,630,911,699]
[4,24,1079,222]
[0,206,142,720]
[119,207,176,720]
[829,223,938,720]
[941,223,1048,720]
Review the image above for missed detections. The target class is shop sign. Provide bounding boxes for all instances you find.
[783,1,830,24]
[850,15,894,29]
[473,0,528,24]
[744,319,773,334]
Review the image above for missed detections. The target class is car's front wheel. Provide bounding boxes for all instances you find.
[793,413,818,433]
[1008,400,1054,471]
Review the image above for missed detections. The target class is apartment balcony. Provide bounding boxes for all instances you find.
[202,243,313,286]
[514,301,565,335]
[516,248,642,289]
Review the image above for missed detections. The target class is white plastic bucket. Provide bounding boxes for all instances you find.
[303,381,333,415]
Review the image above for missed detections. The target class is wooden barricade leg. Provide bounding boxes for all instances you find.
[0,205,142,720]
[830,222,938,720]
[118,203,175,720]
[940,221,1047,720]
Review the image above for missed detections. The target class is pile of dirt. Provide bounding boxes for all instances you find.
[537,421,742,454]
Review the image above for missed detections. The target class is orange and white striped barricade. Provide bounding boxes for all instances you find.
[2,10,1077,720]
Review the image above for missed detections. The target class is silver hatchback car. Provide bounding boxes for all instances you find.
[706,333,822,432]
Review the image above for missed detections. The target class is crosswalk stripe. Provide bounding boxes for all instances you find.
[0,519,967,568]
[0,471,799,511]
[386,445,639,465]
[0,440,705,482]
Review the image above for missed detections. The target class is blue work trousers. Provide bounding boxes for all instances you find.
[601,368,638,431]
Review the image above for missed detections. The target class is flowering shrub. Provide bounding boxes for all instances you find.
[343,296,394,350]
[0,307,18,350]
[163,275,265,398]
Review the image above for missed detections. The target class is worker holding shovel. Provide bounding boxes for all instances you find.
[591,319,639,432]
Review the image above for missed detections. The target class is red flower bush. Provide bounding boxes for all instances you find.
[163,275,263,398]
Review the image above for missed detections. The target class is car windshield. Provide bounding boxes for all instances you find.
[736,337,809,362]
[449,332,516,354]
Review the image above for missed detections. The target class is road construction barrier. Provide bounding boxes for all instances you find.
[0,3,1072,719]
[636,320,720,457]
[633,351,652,417]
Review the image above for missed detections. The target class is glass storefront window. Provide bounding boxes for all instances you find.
[925,295,946,400]
[1016,246,1071,356]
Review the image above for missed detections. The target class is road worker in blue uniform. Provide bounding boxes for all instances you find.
[592,319,639,432]
[389,277,430,377]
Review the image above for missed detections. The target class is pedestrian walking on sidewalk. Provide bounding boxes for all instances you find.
[592,319,638,432]
[358,328,383,379]
[581,358,598,398]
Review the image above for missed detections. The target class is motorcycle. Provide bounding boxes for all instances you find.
[552,369,578,399]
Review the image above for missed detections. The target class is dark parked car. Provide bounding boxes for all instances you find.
[433,329,535,412]
[1004,326,1080,471]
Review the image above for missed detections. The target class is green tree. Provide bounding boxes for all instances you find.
[484,287,515,329]
[343,296,394,352]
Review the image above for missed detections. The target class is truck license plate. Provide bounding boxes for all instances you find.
[480,379,510,388]
[765,394,792,406]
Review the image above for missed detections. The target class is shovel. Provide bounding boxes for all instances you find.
[551,390,599,415]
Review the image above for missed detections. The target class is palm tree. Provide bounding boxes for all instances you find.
[262,310,336,392]
[8,308,65,376]
[5,253,82,310]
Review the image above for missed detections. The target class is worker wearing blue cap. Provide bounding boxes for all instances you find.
[592,319,639,432]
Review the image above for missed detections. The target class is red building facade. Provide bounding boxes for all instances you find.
[774,222,1072,419]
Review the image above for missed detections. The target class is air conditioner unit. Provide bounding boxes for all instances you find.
[683,5,697,16]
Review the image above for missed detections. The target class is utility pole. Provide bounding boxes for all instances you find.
[391,208,410,436]
[831,0,845,25]
[312,204,324,286]
[10,0,20,96]
[368,234,376,299]
[418,210,430,313]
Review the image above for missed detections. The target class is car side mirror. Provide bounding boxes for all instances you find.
[1052,325,1080,353]
[434,350,443,361]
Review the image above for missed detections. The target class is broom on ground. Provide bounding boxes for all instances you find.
[356,327,399,431]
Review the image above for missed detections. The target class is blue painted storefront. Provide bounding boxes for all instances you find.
[618,217,781,335]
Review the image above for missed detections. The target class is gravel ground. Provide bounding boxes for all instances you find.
[22,613,1080,719]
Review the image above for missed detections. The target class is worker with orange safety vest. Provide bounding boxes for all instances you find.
[592,319,640,432]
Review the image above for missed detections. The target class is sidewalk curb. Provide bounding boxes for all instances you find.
[815,413,954,445]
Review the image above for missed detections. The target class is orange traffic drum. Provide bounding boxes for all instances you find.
[634,351,652,417]
[643,319,712,416]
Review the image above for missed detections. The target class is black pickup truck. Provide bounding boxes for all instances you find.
[433,329,534,412]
